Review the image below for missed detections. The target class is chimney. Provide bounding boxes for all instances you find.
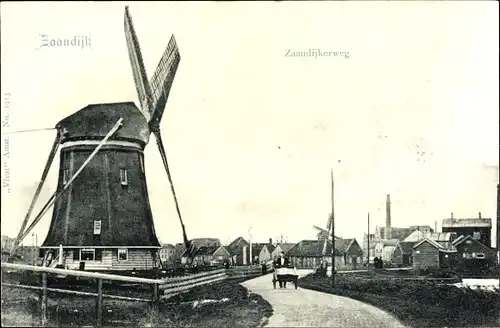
[451,212,454,219]
[478,212,481,219]
[269,238,272,245]
[385,194,391,240]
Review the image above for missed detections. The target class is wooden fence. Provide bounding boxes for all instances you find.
[1,261,271,327]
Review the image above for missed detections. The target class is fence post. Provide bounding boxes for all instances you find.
[150,283,159,326]
[96,278,103,327]
[41,272,48,326]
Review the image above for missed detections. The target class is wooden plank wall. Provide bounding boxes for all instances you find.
[63,249,155,271]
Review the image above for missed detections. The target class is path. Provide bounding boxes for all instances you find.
[241,270,407,328]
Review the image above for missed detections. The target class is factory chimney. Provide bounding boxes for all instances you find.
[385,194,391,240]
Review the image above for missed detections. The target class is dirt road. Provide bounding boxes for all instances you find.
[241,270,407,328]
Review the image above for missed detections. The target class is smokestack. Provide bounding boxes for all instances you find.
[385,194,391,240]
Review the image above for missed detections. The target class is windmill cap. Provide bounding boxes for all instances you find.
[56,102,151,147]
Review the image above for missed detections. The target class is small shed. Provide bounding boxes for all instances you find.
[412,238,457,270]
[452,235,496,275]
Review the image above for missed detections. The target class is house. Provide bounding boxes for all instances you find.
[374,239,400,263]
[192,245,231,266]
[393,231,455,266]
[399,241,417,265]
[412,238,457,270]
[180,238,221,265]
[226,237,249,265]
[246,242,273,264]
[287,240,334,269]
[1,235,15,251]
[336,238,364,269]
[272,242,296,260]
[442,213,492,247]
[159,244,175,265]
[366,225,434,264]
[266,239,276,258]
[172,243,186,263]
[451,235,497,275]
[287,238,363,270]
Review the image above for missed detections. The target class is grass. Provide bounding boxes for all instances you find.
[1,277,273,327]
[299,272,500,328]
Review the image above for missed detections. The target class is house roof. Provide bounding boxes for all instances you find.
[226,237,249,255]
[403,231,452,243]
[287,240,344,257]
[442,218,492,228]
[162,243,174,248]
[190,238,221,247]
[250,243,266,254]
[451,235,495,252]
[427,233,453,242]
[228,237,248,249]
[399,241,417,255]
[277,243,296,253]
[267,243,276,253]
[336,238,355,253]
[379,239,400,247]
[193,245,221,256]
[413,238,457,252]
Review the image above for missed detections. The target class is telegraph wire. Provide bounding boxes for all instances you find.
[1,127,56,135]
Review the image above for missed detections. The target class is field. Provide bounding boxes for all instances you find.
[299,271,500,328]
[1,277,273,327]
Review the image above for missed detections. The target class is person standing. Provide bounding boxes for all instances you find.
[274,251,290,288]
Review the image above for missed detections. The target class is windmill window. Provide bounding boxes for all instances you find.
[80,249,95,261]
[118,248,128,261]
[93,220,102,235]
[120,169,128,186]
[139,156,145,173]
[63,169,69,184]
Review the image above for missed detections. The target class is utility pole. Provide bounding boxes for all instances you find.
[367,213,370,267]
[32,233,35,265]
[35,234,38,266]
[331,169,335,287]
[249,226,253,265]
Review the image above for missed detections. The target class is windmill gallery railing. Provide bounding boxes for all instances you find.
[1,261,273,327]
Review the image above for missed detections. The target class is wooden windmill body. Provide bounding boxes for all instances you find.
[9,6,189,272]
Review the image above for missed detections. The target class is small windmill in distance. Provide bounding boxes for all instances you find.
[313,214,340,256]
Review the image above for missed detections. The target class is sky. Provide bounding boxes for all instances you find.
[1,1,499,248]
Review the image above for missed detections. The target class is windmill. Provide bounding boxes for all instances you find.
[8,6,190,271]
[313,214,340,256]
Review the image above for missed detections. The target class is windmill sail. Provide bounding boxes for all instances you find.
[124,6,154,120]
[149,35,181,129]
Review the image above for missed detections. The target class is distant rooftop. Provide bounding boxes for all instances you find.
[442,218,492,228]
